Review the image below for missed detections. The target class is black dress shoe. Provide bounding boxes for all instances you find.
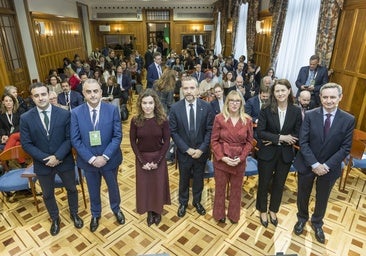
[177,204,187,217]
[294,221,306,236]
[259,213,268,228]
[218,218,226,223]
[269,213,278,227]
[90,217,100,232]
[147,212,154,226]
[311,224,325,244]
[50,217,61,236]
[114,210,125,224]
[154,213,161,226]
[70,214,84,229]
[229,218,238,224]
[193,202,206,215]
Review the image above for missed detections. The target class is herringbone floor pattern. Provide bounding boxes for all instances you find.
[0,96,365,255]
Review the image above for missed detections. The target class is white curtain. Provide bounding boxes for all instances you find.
[275,0,321,94]
[234,3,248,60]
[214,12,222,55]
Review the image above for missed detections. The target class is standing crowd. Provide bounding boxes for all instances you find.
[1,44,354,246]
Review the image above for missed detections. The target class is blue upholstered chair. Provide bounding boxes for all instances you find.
[0,146,39,211]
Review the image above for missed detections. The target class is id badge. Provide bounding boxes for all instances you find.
[89,130,102,146]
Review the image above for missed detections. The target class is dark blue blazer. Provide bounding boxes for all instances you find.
[57,91,84,109]
[147,63,160,88]
[70,102,122,172]
[117,72,132,91]
[293,107,354,179]
[169,98,213,163]
[20,106,74,175]
[257,104,302,164]
[245,96,260,122]
[191,71,205,84]
[295,65,328,97]
[210,97,225,115]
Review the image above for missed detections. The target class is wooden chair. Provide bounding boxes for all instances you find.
[0,146,39,211]
[339,130,366,191]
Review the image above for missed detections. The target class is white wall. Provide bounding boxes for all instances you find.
[27,0,79,18]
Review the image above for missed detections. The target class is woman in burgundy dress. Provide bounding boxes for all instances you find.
[130,89,171,226]
[211,90,253,224]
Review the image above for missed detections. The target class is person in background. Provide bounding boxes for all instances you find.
[64,66,81,91]
[211,66,222,86]
[295,55,329,107]
[20,82,83,236]
[101,75,122,114]
[297,90,315,120]
[266,67,277,83]
[154,69,176,115]
[47,75,62,95]
[169,76,213,218]
[198,71,215,100]
[147,52,163,89]
[222,71,235,96]
[293,83,354,244]
[211,90,253,224]
[70,79,125,233]
[130,89,171,226]
[256,79,302,228]
[4,85,29,113]
[245,85,271,124]
[57,80,84,111]
[210,83,225,115]
[49,91,68,110]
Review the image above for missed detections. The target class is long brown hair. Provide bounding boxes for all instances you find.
[1,93,19,114]
[154,69,176,92]
[267,78,294,113]
[133,88,166,127]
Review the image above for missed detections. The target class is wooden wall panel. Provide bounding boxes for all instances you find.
[30,14,85,82]
[253,13,272,73]
[330,1,366,130]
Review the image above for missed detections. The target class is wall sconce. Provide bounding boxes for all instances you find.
[71,30,79,37]
[115,27,121,33]
[192,25,199,32]
[256,20,264,34]
[45,30,53,37]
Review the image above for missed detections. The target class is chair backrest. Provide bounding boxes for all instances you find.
[0,146,32,172]
[353,129,366,142]
[350,139,365,160]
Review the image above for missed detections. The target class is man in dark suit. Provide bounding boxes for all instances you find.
[20,82,83,236]
[70,79,125,232]
[57,80,84,110]
[293,83,355,243]
[210,84,225,115]
[116,63,132,104]
[147,52,162,88]
[169,76,214,217]
[295,55,329,107]
[191,64,205,84]
[245,85,270,124]
[297,90,316,120]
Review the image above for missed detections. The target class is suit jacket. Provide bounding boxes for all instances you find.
[210,97,225,115]
[116,71,132,91]
[169,98,213,163]
[147,63,160,88]
[20,106,74,175]
[0,111,22,136]
[57,90,84,110]
[70,102,122,172]
[295,65,328,97]
[293,107,354,179]
[245,95,261,122]
[257,104,302,163]
[192,71,205,84]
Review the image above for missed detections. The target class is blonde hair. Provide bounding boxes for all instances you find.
[222,90,250,125]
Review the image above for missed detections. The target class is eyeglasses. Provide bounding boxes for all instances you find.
[228,99,241,104]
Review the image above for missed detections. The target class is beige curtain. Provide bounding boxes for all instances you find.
[315,0,342,68]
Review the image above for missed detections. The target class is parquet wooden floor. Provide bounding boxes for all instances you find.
[1,95,366,255]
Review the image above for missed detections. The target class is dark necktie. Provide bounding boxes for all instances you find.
[189,104,195,133]
[324,113,332,137]
[42,110,49,131]
[92,109,97,125]
[65,93,69,104]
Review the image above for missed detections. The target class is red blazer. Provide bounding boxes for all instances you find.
[211,114,253,174]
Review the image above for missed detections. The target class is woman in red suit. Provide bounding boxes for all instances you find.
[130,89,171,226]
[211,90,253,224]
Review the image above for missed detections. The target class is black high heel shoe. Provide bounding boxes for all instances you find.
[269,212,278,227]
[259,213,268,228]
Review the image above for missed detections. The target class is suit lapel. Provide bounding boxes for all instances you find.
[32,108,48,137]
[195,100,203,137]
[181,101,190,135]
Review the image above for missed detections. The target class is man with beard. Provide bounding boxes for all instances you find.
[297,90,315,120]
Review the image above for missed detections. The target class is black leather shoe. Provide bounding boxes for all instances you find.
[218,218,226,223]
[177,204,187,217]
[311,224,325,244]
[229,218,238,224]
[269,213,278,227]
[50,217,61,236]
[70,214,84,229]
[294,221,306,236]
[259,213,268,228]
[154,213,161,226]
[114,210,125,224]
[193,202,206,215]
[90,217,100,232]
[147,212,154,226]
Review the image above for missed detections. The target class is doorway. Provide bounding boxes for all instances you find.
[146,23,170,58]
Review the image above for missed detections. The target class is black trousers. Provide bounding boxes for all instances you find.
[177,159,205,206]
[256,147,292,213]
[296,171,337,228]
[37,168,78,221]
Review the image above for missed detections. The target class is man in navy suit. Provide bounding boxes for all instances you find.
[169,76,214,217]
[295,55,328,107]
[20,82,83,236]
[71,79,125,232]
[57,80,84,110]
[191,64,205,84]
[245,85,270,124]
[293,83,354,243]
[147,52,162,88]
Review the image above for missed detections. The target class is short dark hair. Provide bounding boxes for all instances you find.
[30,82,49,94]
[310,55,320,61]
